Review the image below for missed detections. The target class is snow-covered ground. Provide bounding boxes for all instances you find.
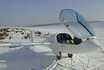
[0,21,104,70]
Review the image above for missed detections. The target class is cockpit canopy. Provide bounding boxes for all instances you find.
[59,9,96,39]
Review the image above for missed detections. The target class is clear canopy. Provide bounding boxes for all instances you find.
[59,9,96,38]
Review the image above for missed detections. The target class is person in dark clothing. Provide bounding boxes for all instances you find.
[57,33,73,44]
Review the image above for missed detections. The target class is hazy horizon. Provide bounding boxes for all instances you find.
[0,0,104,26]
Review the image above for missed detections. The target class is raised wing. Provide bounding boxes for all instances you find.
[59,9,96,39]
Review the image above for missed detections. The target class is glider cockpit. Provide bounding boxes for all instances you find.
[57,33,82,45]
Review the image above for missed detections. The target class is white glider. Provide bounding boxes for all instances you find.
[0,9,100,59]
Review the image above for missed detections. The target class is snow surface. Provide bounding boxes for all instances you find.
[0,22,104,70]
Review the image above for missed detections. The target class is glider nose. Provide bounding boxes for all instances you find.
[91,39,100,48]
[84,38,100,52]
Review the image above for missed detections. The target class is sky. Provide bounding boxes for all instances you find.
[0,0,104,26]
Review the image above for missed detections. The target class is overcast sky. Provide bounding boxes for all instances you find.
[0,0,104,26]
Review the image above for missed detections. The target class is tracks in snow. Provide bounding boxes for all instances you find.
[41,54,90,70]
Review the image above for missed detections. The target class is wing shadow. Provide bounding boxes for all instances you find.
[0,46,55,70]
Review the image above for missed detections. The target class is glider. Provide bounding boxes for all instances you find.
[0,9,100,60]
